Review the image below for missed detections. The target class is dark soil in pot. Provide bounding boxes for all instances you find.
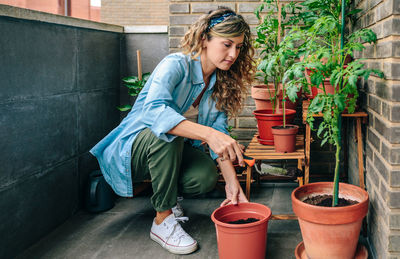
[303,194,358,207]
[272,125,297,130]
[228,218,260,224]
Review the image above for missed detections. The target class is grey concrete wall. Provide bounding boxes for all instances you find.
[120,31,169,113]
[0,14,121,258]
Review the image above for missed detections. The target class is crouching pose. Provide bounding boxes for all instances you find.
[90,6,255,255]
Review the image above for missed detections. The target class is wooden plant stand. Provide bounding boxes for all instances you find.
[243,133,307,220]
[302,100,367,189]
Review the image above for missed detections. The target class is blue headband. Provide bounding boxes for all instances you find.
[208,12,236,30]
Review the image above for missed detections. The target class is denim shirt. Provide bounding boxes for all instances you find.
[90,53,228,197]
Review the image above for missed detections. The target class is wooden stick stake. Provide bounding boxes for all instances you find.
[137,50,142,81]
[277,0,282,44]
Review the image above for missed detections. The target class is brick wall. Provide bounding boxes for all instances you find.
[100,0,397,257]
[350,0,400,258]
[168,0,338,179]
[169,1,270,148]
[101,0,168,26]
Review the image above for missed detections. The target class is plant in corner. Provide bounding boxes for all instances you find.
[252,0,301,146]
[117,72,150,112]
[285,1,384,258]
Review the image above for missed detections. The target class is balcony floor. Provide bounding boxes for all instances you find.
[16,182,333,258]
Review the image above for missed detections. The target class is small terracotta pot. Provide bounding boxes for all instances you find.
[291,182,369,259]
[251,84,298,110]
[271,125,299,153]
[211,203,272,259]
[253,109,296,145]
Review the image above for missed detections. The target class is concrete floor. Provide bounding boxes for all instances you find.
[16,182,306,259]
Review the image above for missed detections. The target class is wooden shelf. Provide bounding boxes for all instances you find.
[245,134,305,160]
[242,133,307,202]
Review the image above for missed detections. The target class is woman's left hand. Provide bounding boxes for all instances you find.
[220,180,248,206]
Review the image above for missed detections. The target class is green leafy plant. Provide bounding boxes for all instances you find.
[117,72,150,111]
[254,0,302,114]
[284,2,384,206]
[227,125,238,140]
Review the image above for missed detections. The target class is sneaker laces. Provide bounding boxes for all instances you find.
[172,196,184,217]
[164,216,190,246]
[174,202,183,213]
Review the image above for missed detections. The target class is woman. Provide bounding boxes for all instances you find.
[90,7,255,255]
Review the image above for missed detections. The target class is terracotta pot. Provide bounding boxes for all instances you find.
[305,68,335,98]
[211,202,272,259]
[271,125,299,153]
[253,109,296,145]
[251,84,298,110]
[305,65,350,99]
[291,182,369,259]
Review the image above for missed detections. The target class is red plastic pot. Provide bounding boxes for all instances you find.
[253,109,296,145]
[271,124,299,153]
[291,182,369,259]
[211,203,272,259]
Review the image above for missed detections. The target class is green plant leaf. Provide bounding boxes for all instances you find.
[348,74,358,87]
[286,83,299,102]
[334,94,346,112]
[117,105,132,111]
[317,121,325,136]
[122,76,139,84]
[321,137,328,146]
[142,72,151,81]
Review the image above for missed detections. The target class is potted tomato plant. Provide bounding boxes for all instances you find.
[283,0,384,257]
[267,31,303,153]
[252,0,300,145]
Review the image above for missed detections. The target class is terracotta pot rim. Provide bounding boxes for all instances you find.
[253,109,296,116]
[271,124,299,130]
[271,125,299,137]
[291,182,369,224]
[292,182,368,209]
[211,202,272,229]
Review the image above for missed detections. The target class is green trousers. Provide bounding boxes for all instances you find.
[131,128,219,212]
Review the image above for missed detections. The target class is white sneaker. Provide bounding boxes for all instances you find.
[172,196,184,217]
[150,214,198,255]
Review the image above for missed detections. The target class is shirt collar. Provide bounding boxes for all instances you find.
[191,54,217,89]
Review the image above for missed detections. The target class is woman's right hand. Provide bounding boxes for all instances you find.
[220,180,248,206]
[205,128,244,167]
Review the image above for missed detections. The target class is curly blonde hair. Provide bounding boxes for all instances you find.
[180,7,255,118]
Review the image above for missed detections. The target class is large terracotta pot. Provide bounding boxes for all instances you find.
[305,68,335,98]
[305,65,349,99]
[251,84,298,110]
[291,182,369,259]
[271,124,299,153]
[211,203,272,259]
[253,109,296,145]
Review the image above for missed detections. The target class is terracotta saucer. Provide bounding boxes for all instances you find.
[295,241,368,259]
[256,135,274,145]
